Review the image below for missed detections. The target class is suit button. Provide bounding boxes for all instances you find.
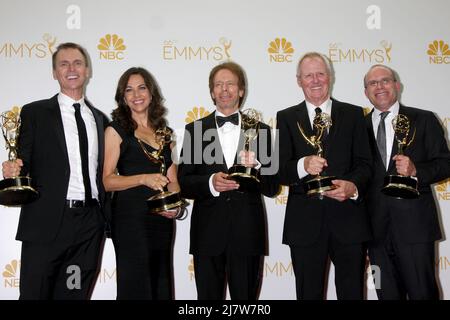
[226,197,231,202]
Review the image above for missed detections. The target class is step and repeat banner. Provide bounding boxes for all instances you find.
[0,0,449,299]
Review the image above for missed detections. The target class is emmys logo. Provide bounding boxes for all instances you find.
[264,260,293,277]
[95,268,116,284]
[2,260,20,288]
[275,185,289,205]
[97,34,126,60]
[163,37,232,61]
[0,33,57,59]
[185,106,211,124]
[435,179,450,201]
[268,38,294,63]
[328,40,392,63]
[427,40,450,64]
[437,256,450,271]
[188,258,195,281]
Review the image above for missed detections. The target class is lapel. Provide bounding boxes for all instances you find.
[48,94,70,165]
[366,108,379,156]
[295,101,314,136]
[387,112,398,173]
[294,101,316,154]
[326,98,342,150]
[85,99,104,170]
[203,111,228,172]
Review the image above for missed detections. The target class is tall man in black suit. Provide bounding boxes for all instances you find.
[178,62,278,300]
[277,52,372,299]
[2,43,108,299]
[364,64,450,300]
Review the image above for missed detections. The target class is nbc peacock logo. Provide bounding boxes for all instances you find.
[427,40,450,64]
[435,179,449,201]
[268,38,294,63]
[3,259,20,288]
[97,34,126,60]
[185,106,211,124]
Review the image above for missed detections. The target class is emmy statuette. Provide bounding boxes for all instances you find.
[0,107,38,206]
[297,112,336,198]
[381,114,419,199]
[228,109,261,192]
[138,127,188,218]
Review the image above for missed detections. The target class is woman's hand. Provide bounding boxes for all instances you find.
[142,173,169,191]
[157,207,181,219]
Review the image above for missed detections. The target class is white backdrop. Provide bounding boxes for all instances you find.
[0,0,449,300]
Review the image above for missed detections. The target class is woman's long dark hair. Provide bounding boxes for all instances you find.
[112,67,167,134]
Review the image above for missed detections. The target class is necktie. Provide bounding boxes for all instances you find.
[216,113,239,127]
[314,107,328,140]
[73,103,92,202]
[376,111,390,168]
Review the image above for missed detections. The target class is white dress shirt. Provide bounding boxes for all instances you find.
[58,93,99,200]
[208,110,241,196]
[371,101,399,171]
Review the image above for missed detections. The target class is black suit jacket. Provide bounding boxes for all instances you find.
[365,105,450,243]
[178,112,278,256]
[277,99,373,246]
[16,94,109,243]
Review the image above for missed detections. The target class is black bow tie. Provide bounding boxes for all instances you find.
[216,113,239,127]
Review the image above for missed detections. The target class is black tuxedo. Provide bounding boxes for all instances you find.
[365,104,450,299]
[16,94,109,299]
[178,111,278,299]
[277,99,372,299]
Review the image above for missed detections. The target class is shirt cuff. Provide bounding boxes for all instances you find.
[297,157,308,180]
[350,188,359,200]
[209,174,220,197]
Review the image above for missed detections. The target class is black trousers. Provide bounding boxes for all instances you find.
[368,227,439,300]
[19,204,105,300]
[193,248,263,300]
[290,222,366,300]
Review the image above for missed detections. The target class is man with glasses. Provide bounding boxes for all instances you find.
[364,64,450,299]
[276,52,372,299]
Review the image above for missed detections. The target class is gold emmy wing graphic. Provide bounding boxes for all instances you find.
[297,111,336,198]
[0,107,38,206]
[138,127,188,218]
[381,114,419,199]
[227,108,261,192]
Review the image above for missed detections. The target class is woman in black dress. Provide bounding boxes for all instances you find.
[103,67,180,300]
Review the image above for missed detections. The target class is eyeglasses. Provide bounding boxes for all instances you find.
[365,78,395,88]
